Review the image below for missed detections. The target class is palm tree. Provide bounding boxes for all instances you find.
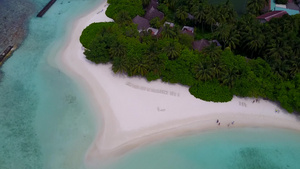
[163,0,177,9]
[211,58,224,79]
[265,38,293,62]
[169,0,177,10]
[288,57,300,78]
[238,14,257,32]
[176,6,188,24]
[243,29,265,58]
[130,56,151,76]
[205,6,217,32]
[221,67,241,88]
[215,24,240,49]
[215,5,228,25]
[163,42,180,60]
[161,25,177,39]
[247,0,265,16]
[194,61,214,81]
[191,2,208,32]
[271,60,289,79]
[291,39,300,57]
[226,28,240,50]
[223,0,237,23]
[202,43,222,59]
[112,56,129,74]
[163,0,170,7]
[109,42,126,59]
[115,10,131,25]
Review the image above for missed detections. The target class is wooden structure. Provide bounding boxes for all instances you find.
[144,6,164,21]
[37,0,56,17]
[0,45,14,66]
[133,15,150,32]
[192,39,221,52]
[256,10,288,23]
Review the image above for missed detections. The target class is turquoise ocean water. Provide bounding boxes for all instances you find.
[0,0,103,168]
[1,0,300,169]
[104,128,300,169]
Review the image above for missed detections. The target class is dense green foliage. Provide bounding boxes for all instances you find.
[189,81,233,102]
[106,0,145,20]
[80,0,300,113]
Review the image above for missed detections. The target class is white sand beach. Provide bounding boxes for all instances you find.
[55,0,300,167]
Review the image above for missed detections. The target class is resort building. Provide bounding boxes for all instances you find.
[256,10,288,23]
[146,0,159,11]
[144,6,164,21]
[182,26,194,33]
[286,0,300,10]
[181,26,194,36]
[132,0,165,36]
[192,39,221,52]
[164,22,174,28]
[147,27,159,36]
[133,15,150,32]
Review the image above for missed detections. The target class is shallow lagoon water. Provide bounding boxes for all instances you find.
[105,128,300,169]
[0,0,103,168]
[1,0,300,169]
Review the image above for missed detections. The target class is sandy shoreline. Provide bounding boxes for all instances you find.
[55,0,300,167]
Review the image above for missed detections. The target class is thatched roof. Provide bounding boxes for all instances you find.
[287,2,299,10]
[133,15,150,31]
[192,39,210,52]
[145,6,164,21]
[192,39,221,52]
[146,0,159,11]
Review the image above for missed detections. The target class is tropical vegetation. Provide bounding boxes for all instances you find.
[80,0,300,113]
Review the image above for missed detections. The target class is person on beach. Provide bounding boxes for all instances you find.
[218,122,220,125]
[216,119,219,123]
[231,121,235,125]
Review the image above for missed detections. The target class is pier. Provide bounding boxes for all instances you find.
[0,46,14,66]
[37,0,56,17]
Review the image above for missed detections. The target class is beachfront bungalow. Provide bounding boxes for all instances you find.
[144,6,164,21]
[192,39,221,52]
[133,15,150,32]
[192,39,210,52]
[147,27,159,36]
[182,26,194,33]
[181,26,194,36]
[256,10,288,23]
[164,22,174,28]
